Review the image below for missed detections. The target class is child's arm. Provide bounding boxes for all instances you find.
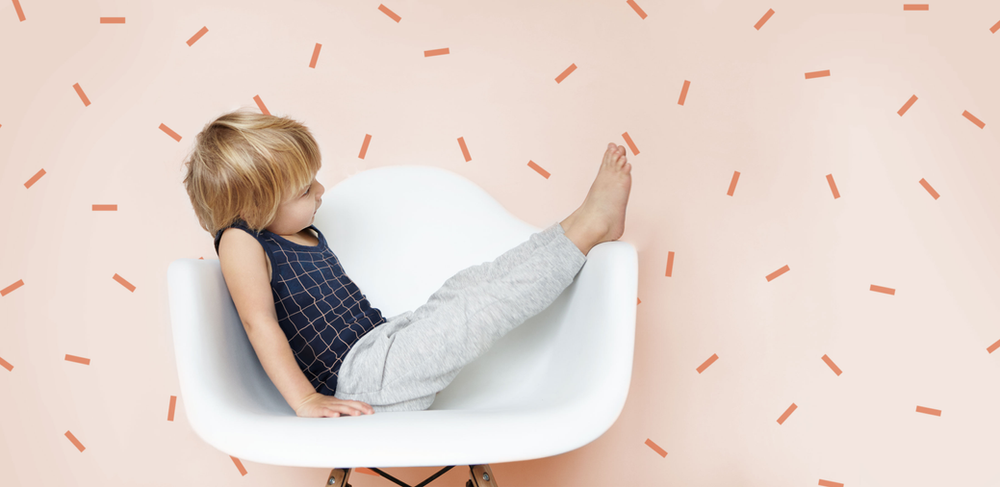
[217,228,374,417]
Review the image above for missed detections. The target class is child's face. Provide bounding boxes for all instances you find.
[265,171,325,236]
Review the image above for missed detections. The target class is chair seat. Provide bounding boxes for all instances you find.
[167,165,637,468]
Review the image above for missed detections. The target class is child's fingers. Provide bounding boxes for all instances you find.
[349,400,375,414]
[326,404,368,417]
[336,399,374,414]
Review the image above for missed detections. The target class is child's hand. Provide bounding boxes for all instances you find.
[294,392,374,418]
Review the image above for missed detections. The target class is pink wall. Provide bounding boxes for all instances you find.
[2,0,1000,485]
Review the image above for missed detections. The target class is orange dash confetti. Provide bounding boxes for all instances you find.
[309,43,322,68]
[678,80,691,105]
[65,431,86,452]
[73,83,91,106]
[424,48,449,57]
[755,9,775,30]
[991,20,1000,34]
[230,456,248,476]
[987,338,1000,354]
[644,438,668,457]
[665,251,675,277]
[13,0,25,21]
[65,354,91,365]
[626,0,648,19]
[777,403,798,425]
[916,405,941,416]
[821,354,842,376]
[359,134,372,159]
[826,174,840,199]
[458,137,472,162]
[805,70,831,79]
[898,95,918,116]
[113,273,136,292]
[637,297,641,305]
[818,480,844,487]
[919,178,940,200]
[727,171,740,196]
[24,169,46,188]
[167,396,177,421]
[186,26,208,46]
[100,17,125,23]
[253,95,270,115]
[528,160,550,179]
[378,4,401,22]
[0,356,12,372]
[962,110,985,129]
[357,468,380,476]
[555,63,577,84]
[1,279,24,297]
[159,124,182,142]
[622,132,640,155]
[870,284,895,295]
[696,353,719,374]
[92,204,117,211]
[903,4,929,10]
[766,265,790,282]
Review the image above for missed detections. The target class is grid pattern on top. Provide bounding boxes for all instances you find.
[215,220,387,395]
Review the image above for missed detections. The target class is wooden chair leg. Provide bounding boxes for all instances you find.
[326,468,352,487]
[468,464,498,487]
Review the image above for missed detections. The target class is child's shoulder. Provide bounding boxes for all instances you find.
[218,226,264,256]
[218,227,273,282]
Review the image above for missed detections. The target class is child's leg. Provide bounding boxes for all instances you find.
[334,221,587,412]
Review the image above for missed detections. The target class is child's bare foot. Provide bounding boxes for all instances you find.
[560,142,632,256]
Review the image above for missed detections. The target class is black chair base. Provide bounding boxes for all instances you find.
[326,465,498,487]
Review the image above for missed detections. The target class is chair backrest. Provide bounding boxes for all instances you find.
[169,165,637,419]
[168,258,293,417]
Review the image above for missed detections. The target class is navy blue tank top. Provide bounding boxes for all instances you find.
[214,219,386,396]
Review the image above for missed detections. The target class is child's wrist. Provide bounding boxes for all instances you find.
[292,391,321,412]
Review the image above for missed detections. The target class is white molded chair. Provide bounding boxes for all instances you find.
[167,165,637,483]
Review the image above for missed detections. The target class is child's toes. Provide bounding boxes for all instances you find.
[603,147,616,165]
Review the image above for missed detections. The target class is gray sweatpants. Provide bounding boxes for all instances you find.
[333,221,588,412]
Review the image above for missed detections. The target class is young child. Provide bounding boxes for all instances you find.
[183,110,632,416]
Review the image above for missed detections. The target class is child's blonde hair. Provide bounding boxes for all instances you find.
[183,109,322,236]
